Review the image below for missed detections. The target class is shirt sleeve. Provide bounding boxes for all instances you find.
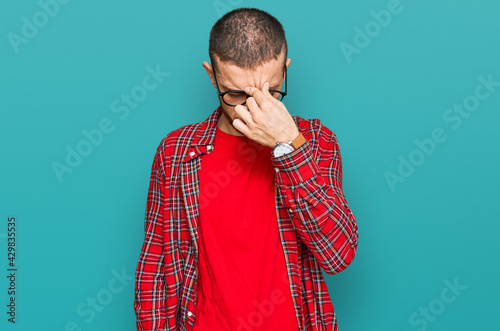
[134,146,168,330]
[271,119,359,275]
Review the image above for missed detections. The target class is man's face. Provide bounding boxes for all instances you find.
[203,53,291,136]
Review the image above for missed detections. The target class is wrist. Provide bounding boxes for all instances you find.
[278,126,301,146]
[271,131,306,158]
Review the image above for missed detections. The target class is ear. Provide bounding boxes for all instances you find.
[284,58,291,80]
[202,61,217,89]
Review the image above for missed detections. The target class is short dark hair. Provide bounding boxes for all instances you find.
[209,8,287,73]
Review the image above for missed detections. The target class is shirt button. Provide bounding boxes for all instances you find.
[187,311,193,317]
[207,145,213,151]
[189,151,195,157]
[288,208,293,213]
[274,168,279,172]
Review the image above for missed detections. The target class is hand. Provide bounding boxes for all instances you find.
[232,82,300,148]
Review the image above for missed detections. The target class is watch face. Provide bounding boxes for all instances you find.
[273,144,294,157]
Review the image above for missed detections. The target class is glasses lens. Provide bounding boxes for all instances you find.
[223,92,247,106]
[270,91,283,100]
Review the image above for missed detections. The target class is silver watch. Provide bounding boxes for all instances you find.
[272,139,294,157]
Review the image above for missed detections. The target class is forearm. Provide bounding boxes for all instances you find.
[271,124,358,274]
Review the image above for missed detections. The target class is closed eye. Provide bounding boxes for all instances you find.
[228,92,245,97]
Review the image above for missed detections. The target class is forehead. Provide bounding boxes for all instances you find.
[215,57,285,90]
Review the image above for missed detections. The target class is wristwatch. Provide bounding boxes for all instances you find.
[271,132,306,157]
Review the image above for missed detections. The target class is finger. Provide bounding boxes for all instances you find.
[262,81,283,106]
[249,83,284,109]
[245,96,261,116]
[244,86,271,107]
[235,103,249,112]
[234,104,253,125]
[262,82,279,104]
[232,118,249,136]
[261,81,273,99]
[263,81,270,94]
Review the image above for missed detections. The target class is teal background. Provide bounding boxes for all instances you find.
[1,0,499,330]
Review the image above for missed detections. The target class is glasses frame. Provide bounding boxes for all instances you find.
[212,65,287,107]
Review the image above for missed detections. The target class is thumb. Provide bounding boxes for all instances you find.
[263,81,282,105]
[263,81,270,95]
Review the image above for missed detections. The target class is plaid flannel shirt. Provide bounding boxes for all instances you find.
[134,106,358,330]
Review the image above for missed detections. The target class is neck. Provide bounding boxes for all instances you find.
[217,109,245,136]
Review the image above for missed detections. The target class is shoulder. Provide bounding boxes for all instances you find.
[159,123,198,149]
[151,120,206,171]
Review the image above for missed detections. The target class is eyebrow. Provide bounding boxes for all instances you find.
[219,83,242,91]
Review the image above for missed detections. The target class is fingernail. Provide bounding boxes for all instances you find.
[244,87,250,94]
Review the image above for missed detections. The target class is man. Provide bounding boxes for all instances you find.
[134,7,358,331]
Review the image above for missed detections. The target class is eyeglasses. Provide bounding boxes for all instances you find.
[212,65,287,107]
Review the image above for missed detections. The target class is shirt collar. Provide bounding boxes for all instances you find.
[181,106,222,163]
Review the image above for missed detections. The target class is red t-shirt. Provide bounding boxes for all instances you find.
[193,125,299,331]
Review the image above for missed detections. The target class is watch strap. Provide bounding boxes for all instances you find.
[290,132,306,150]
